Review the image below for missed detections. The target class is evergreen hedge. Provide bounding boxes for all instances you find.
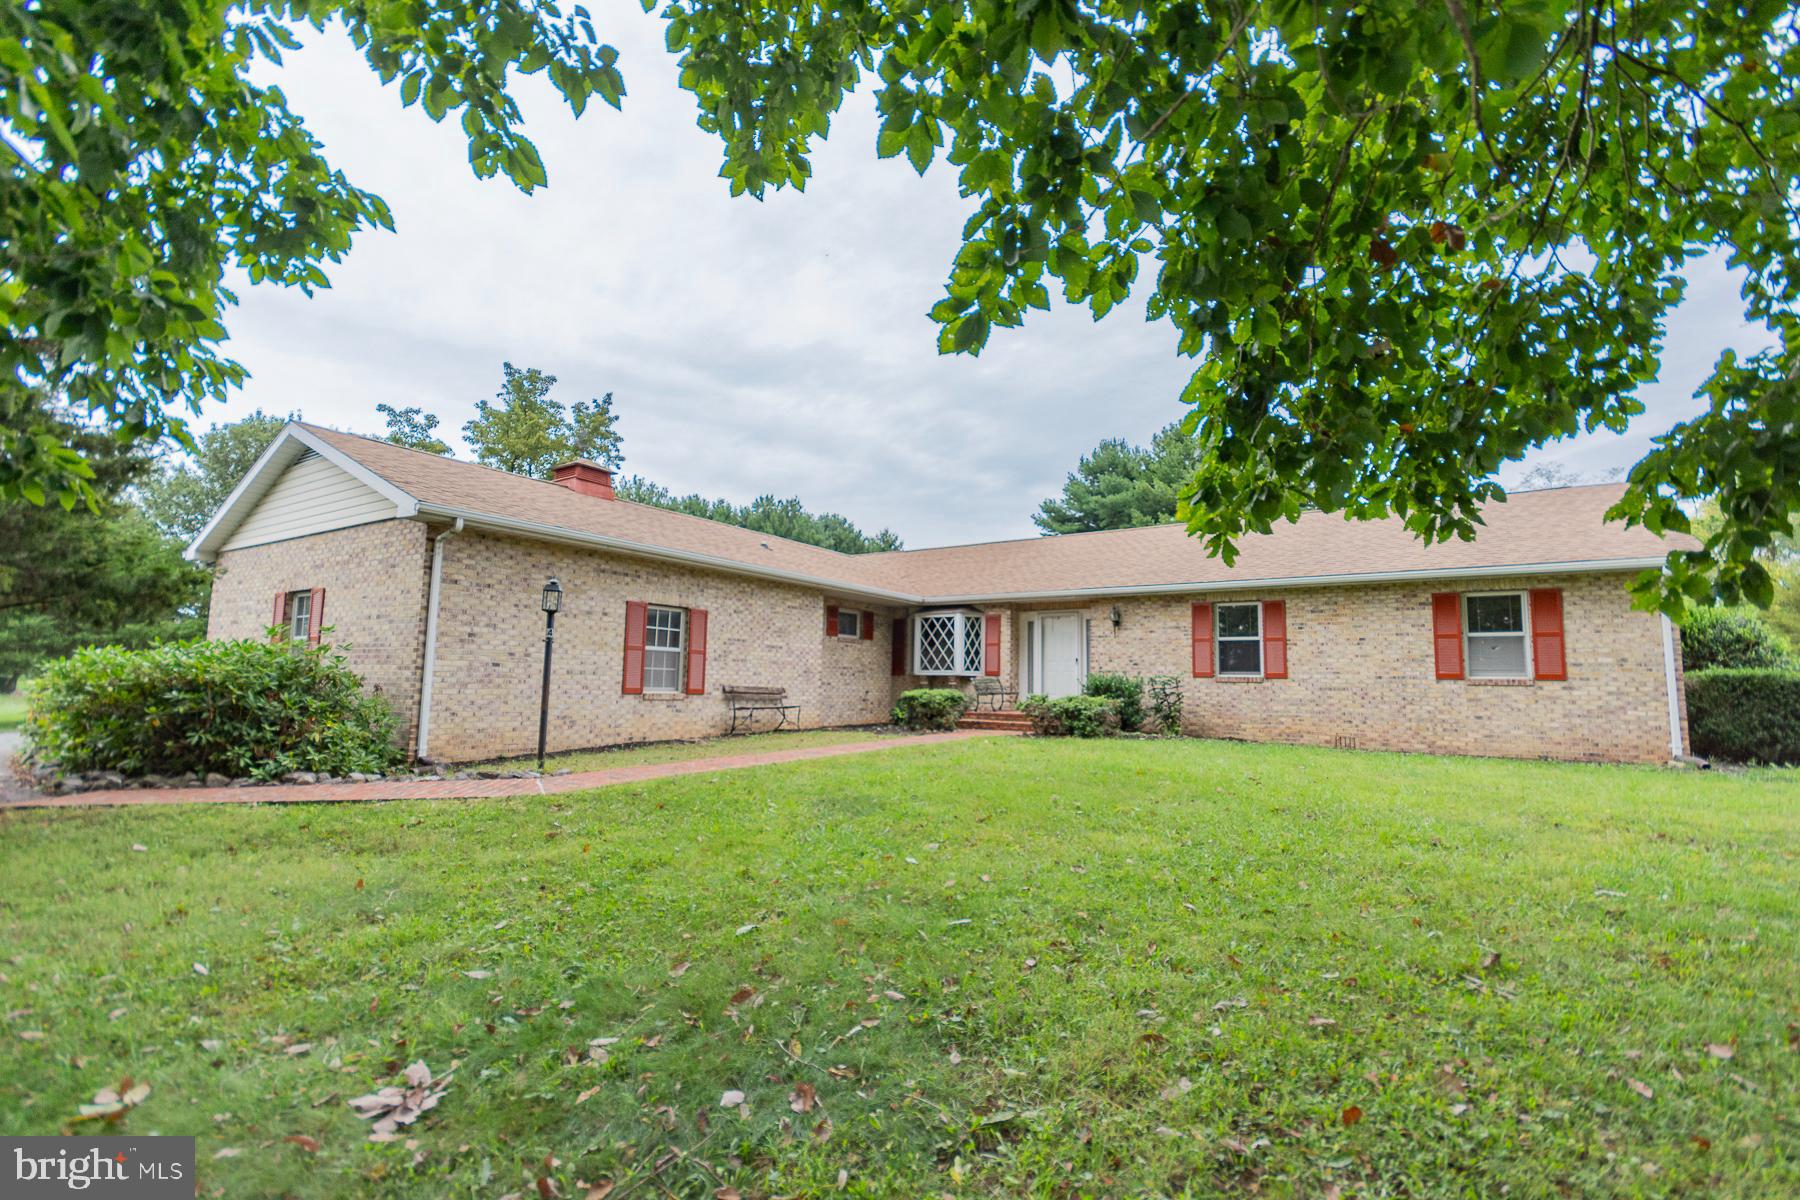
[1686,668,1800,765]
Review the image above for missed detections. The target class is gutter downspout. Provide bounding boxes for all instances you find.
[415,518,463,761]
[1660,613,1684,760]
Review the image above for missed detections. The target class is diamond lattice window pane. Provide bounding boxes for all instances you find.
[917,615,956,673]
[961,616,984,674]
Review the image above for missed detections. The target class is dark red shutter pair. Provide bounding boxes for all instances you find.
[1190,600,1287,678]
[1432,589,1566,680]
[621,601,707,695]
[825,605,876,640]
[271,588,326,646]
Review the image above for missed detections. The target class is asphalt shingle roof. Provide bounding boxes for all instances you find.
[305,424,1682,601]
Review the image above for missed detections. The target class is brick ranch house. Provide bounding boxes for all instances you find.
[189,423,1695,764]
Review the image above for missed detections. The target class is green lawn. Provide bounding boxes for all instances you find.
[476,727,909,774]
[0,739,1793,1198]
[0,691,25,732]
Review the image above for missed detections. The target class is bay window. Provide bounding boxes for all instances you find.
[912,610,983,677]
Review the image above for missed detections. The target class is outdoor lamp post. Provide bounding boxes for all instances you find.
[537,577,562,771]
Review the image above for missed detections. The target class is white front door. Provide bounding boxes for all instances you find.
[1038,614,1085,698]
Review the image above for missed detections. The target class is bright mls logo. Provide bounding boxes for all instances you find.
[3,1137,194,1198]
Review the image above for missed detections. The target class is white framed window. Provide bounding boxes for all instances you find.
[1465,592,1530,679]
[644,605,686,693]
[912,611,983,677]
[287,590,312,641]
[1216,602,1261,676]
[836,609,861,639]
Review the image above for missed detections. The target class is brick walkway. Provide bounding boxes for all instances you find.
[0,731,1006,811]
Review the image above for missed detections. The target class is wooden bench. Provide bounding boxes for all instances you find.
[723,685,800,734]
[971,677,1019,711]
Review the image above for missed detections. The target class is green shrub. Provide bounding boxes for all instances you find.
[24,637,403,781]
[890,688,970,731]
[1681,607,1796,671]
[1686,668,1800,765]
[1020,694,1121,738]
[1082,671,1145,731]
[1145,675,1185,734]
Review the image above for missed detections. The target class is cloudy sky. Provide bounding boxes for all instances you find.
[215,8,1776,549]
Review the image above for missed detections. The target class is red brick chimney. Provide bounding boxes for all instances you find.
[550,460,615,500]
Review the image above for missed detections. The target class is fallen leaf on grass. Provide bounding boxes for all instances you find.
[536,1177,560,1199]
[1159,1077,1194,1101]
[107,1008,126,1022]
[714,1188,741,1200]
[131,844,147,852]
[349,1061,452,1139]
[576,1086,601,1104]
[282,1134,321,1152]
[462,970,493,980]
[193,963,209,976]
[17,1030,45,1042]
[789,1083,817,1113]
[1341,1105,1362,1127]
[285,1043,313,1056]
[719,1089,746,1108]
[729,986,755,1005]
[1628,1078,1654,1100]
[1307,1016,1337,1028]
[73,1080,151,1125]
[1706,1043,1735,1060]
[213,1148,241,1159]
[669,961,691,978]
[582,1182,615,1200]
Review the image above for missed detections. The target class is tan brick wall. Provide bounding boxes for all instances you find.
[1000,572,1681,763]
[204,519,1684,766]
[206,520,431,748]
[424,531,904,761]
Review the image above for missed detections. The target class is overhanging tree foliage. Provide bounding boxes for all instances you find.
[2,0,621,506]
[659,0,1797,615]
[6,1,1794,616]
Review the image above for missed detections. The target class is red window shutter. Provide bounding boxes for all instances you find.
[1262,599,1288,679]
[1192,602,1214,677]
[861,610,875,641]
[307,587,326,647]
[1530,588,1567,681]
[983,611,1001,676]
[1432,592,1464,679]
[825,604,839,638]
[621,600,647,694]
[890,617,907,676]
[272,591,286,639]
[685,608,709,694]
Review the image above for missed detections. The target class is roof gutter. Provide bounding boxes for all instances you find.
[410,504,921,605]
[409,505,1664,604]
[920,556,1670,604]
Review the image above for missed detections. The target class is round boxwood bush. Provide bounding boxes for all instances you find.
[891,688,970,731]
[1686,668,1800,765]
[1082,672,1145,731]
[1681,607,1796,671]
[24,638,403,781]
[1020,694,1122,738]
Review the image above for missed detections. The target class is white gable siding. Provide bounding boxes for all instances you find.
[221,451,397,551]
